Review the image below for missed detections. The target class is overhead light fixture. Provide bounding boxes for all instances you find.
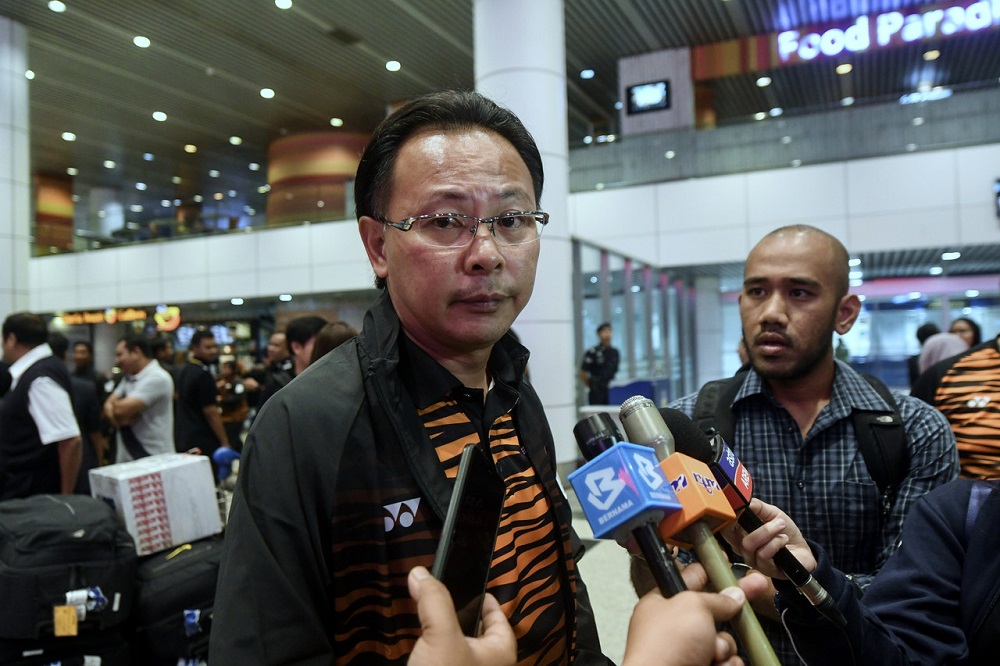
[942,251,961,261]
[143,152,154,161]
[193,194,204,203]
[228,190,237,198]
[840,96,855,106]
[184,144,197,153]
[48,1,66,13]
[231,298,245,306]
[929,266,944,275]
[849,270,863,280]
[66,167,78,176]
[160,200,171,207]
[171,176,182,184]
[906,143,917,151]
[260,88,275,99]
[908,292,922,300]
[583,136,593,145]
[257,184,271,194]
[214,192,224,200]
[769,107,783,117]
[61,131,76,141]
[850,279,864,287]
[248,163,260,171]
[279,294,293,302]
[614,101,623,110]
[385,60,401,72]
[965,289,980,298]
[330,117,344,127]
[836,63,853,75]
[754,111,767,120]
[133,36,151,48]
[580,69,595,79]
[791,159,802,167]
[912,117,924,126]
[103,160,116,169]
[275,0,292,8]
[923,49,940,61]
[209,169,220,178]
[664,150,676,159]
[229,136,243,146]
[781,135,792,144]
[756,76,772,87]
[152,111,167,122]
[173,198,182,206]
[130,204,143,213]
[849,258,861,267]
[25,70,34,80]
[136,182,147,191]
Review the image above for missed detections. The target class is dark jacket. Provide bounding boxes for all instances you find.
[777,479,1000,665]
[211,291,606,664]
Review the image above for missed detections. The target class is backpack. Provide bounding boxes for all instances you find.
[692,370,909,527]
[966,481,1000,664]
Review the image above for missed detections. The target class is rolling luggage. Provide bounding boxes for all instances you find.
[0,494,137,641]
[0,629,130,665]
[131,534,224,664]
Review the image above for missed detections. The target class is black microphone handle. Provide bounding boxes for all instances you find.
[632,522,687,597]
[735,509,847,629]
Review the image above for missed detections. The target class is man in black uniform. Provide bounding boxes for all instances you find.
[174,330,229,460]
[579,322,620,405]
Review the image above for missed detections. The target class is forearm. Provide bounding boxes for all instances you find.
[57,437,82,494]
[203,405,230,446]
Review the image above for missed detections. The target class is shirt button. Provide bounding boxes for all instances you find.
[797,481,805,489]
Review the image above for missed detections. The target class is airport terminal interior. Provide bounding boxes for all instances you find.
[2,0,1000,662]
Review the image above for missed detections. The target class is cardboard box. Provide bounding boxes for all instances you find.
[90,453,222,556]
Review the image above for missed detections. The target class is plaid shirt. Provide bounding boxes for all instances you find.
[672,360,958,664]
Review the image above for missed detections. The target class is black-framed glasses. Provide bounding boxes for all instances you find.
[378,211,549,248]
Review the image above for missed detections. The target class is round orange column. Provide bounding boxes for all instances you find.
[266,132,370,226]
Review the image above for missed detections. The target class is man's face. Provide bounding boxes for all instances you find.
[158,340,174,362]
[267,333,289,363]
[598,326,612,346]
[114,340,139,375]
[72,343,91,369]
[359,128,540,358]
[292,336,316,366]
[739,232,859,383]
[192,336,219,363]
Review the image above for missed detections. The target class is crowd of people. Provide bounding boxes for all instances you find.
[2,90,998,665]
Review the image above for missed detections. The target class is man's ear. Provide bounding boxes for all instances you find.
[834,294,862,335]
[358,216,388,281]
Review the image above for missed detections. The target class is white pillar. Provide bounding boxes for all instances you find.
[0,16,31,315]
[474,0,577,463]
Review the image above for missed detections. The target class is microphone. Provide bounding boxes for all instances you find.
[660,407,847,629]
[620,397,780,666]
[570,413,687,597]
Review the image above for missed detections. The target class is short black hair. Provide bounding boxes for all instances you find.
[916,322,940,345]
[190,329,216,348]
[2,312,48,348]
[48,332,70,359]
[354,90,544,289]
[597,322,612,334]
[285,316,328,355]
[149,336,173,357]
[119,335,151,358]
[73,340,93,354]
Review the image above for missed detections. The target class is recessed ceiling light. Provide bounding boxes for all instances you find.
[275,0,292,8]
[754,111,767,120]
[912,117,924,126]
[965,289,980,297]
[791,159,802,167]
[209,170,220,178]
[929,266,944,275]
[841,96,855,106]
[171,176,182,184]
[330,117,344,127]
[48,1,66,13]
[923,49,940,61]
[228,190,237,197]
[850,278,864,287]
[664,150,676,159]
[279,294,293,302]
[231,298,245,306]
[229,136,242,146]
[103,160,116,169]
[135,182,147,191]
[583,136,593,145]
[212,192,223,200]
[769,107,783,117]
[184,144,197,153]
[152,111,167,122]
[66,167,78,176]
[193,194,204,203]
[160,200,171,207]
[781,135,792,144]
[908,292,922,300]
[906,143,917,151]
[849,271,863,280]
[580,69,595,80]
[614,101,623,110]
[173,198,181,206]
[258,184,271,194]
[143,152,154,161]
[849,258,861,267]
[61,131,76,141]
[756,76,771,87]
[385,60,401,72]
[130,204,143,213]
[836,63,853,75]
[942,251,961,261]
[25,70,34,80]
[260,88,275,99]
[249,163,260,171]
[133,36,151,48]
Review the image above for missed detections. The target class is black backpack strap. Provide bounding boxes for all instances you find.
[850,374,909,526]
[693,371,748,445]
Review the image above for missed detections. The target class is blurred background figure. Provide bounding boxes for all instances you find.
[919,332,970,374]
[71,340,107,405]
[308,321,358,366]
[908,323,941,389]
[50,332,107,493]
[217,359,250,452]
[949,317,982,348]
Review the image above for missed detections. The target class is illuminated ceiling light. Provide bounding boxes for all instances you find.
[605,134,616,142]
[942,251,961,261]
[858,295,867,302]
[330,117,344,127]
[193,194,204,203]
[248,162,260,171]
[583,136,593,145]
[906,143,917,151]
[184,144,197,153]
[229,136,243,146]
[61,131,76,141]
[228,190,237,197]
[71,195,79,202]
[781,135,792,144]
[589,276,598,284]
[791,159,802,167]
[756,76,771,87]
[259,88,275,99]
[917,81,932,92]
[595,183,605,190]
[965,289,980,298]
[244,207,256,215]
[580,69,595,79]
[66,167,78,176]
[923,49,941,61]
[614,101,623,110]
[769,107,783,117]
[173,198,182,206]
[133,36,151,48]
[908,292,922,300]
[152,111,167,122]
[754,111,767,120]
[25,70,34,80]
[209,169,220,178]
[257,184,270,194]
[160,200,171,207]
[849,270,863,280]
[171,176,182,184]
[143,152,154,161]
[840,96,855,106]
[48,1,66,12]
[849,258,861,267]
[231,298,245,306]
[929,266,944,275]
[912,117,924,126]
[103,160,116,169]
[214,192,224,200]
[836,63,853,75]
[129,204,143,213]
[385,60,401,72]
[664,150,676,159]
[275,0,292,8]
[850,278,863,287]
[279,294,293,302]
[135,182,147,191]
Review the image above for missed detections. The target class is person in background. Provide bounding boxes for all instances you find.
[72,340,108,403]
[949,316,982,348]
[286,315,328,377]
[0,313,81,499]
[49,332,107,492]
[579,322,620,405]
[254,331,293,410]
[174,329,229,460]
[907,322,940,389]
[103,334,174,462]
[150,335,180,390]
[217,359,250,451]
[918,331,969,375]
[307,321,358,366]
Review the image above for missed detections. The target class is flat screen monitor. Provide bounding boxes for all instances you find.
[627,80,671,115]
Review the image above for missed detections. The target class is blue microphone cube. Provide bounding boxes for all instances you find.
[569,443,682,540]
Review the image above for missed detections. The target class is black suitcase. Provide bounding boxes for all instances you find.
[0,629,130,665]
[0,494,137,640]
[131,534,223,664]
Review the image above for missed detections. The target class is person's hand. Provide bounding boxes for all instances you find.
[720,499,817,580]
[406,566,516,666]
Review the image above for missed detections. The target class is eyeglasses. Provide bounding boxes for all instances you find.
[378,211,549,248]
